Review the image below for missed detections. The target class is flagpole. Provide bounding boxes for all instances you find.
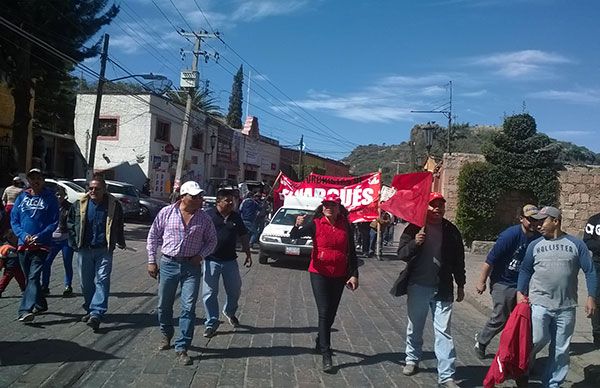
[376,168,383,260]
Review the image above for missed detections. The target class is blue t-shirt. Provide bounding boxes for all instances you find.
[239,198,259,222]
[486,225,540,287]
[85,199,108,247]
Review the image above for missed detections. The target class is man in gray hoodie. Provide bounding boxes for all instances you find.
[517,206,597,388]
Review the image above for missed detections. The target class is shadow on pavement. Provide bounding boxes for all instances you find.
[0,339,118,365]
[333,349,407,370]
[570,341,596,356]
[194,345,314,359]
[216,325,321,336]
[109,291,156,298]
[456,365,493,387]
[96,312,156,332]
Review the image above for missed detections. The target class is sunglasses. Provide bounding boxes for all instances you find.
[88,187,103,191]
[188,193,203,199]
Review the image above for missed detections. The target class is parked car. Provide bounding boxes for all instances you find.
[258,196,321,264]
[136,189,169,221]
[73,178,141,218]
[202,196,216,211]
[44,179,86,204]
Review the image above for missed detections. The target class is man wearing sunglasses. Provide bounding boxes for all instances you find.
[473,204,541,361]
[67,173,126,332]
[146,180,217,366]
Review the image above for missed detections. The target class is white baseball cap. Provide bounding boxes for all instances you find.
[180,181,204,196]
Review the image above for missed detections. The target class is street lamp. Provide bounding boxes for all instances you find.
[206,130,217,154]
[422,121,437,156]
[87,71,171,179]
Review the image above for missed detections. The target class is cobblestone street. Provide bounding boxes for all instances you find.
[0,223,597,387]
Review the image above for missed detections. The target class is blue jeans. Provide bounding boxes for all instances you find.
[531,304,576,388]
[78,247,113,318]
[18,250,48,317]
[202,258,242,328]
[405,284,456,383]
[243,220,258,244]
[158,256,202,352]
[42,239,74,288]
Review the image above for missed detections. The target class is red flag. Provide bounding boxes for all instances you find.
[380,172,432,227]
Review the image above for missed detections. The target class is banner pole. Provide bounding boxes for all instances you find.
[376,169,383,260]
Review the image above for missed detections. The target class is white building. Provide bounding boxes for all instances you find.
[74,93,214,199]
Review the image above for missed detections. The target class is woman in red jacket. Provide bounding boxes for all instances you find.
[290,193,359,373]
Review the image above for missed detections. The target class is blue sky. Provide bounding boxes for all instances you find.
[89,0,600,159]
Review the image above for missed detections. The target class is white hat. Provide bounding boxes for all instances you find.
[13,176,22,181]
[180,181,204,196]
[27,168,43,176]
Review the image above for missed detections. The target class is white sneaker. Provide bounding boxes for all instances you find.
[402,363,418,376]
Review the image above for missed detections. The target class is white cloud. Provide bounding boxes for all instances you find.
[527,89,600,104]
[278,74,459,123]
[232,0,310,22]
[460,89,488,97]
[469,50,573,78]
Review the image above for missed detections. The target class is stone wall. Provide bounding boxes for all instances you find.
[558,165,600,237]
[438,155,600,238]
[439,153,485,221]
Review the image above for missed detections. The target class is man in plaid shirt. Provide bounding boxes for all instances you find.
[147,181,217,366]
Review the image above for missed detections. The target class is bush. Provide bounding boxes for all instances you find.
[456,114,559,244]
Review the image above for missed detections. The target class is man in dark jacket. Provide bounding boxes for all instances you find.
[397,192,465,388]
[67,173,125,331]
[10,168,59,323]
[584,211,600,348]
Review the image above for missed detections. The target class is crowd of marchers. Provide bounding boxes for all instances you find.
[1,172,599,387]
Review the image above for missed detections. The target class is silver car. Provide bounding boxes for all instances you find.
[73,179,141,218]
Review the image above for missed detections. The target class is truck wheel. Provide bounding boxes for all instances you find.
[258,253,268,264]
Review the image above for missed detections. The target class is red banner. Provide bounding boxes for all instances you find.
[380,172,432,227]
[273,172,381,223]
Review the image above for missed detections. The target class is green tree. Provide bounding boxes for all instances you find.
[226,65,244,129]
[456,113,561,243]
[0,0,119,170]
[168,86,222,116]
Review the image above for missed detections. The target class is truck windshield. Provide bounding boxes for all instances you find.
[271,208,315,226]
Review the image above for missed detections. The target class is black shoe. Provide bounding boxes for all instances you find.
[224,313,240,328]
[18,312,35,323]
[474,342,486,360]
[322,352,334,373]
[41,286,50,295]
[87,315,100,332]
[203,326,216,338]
[81,314,91,322]
[32,306,48,314]
[62,286,73,297]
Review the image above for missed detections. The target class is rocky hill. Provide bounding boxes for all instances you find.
[342,124,600,184]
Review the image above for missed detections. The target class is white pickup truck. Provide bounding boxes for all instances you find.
[257,196,322,264]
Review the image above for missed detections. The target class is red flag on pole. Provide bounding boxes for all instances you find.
[380,172,433,227]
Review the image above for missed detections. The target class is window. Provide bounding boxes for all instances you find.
[191,131,204,150]
[156,120,170,142]
[98,118,118,138]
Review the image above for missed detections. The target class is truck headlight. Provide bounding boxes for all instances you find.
[261,236,280,243]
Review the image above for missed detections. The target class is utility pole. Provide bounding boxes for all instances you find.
[411,80,453,154]
[298,134,304,180]
[174,31,218,192]
[87,33,109,180]
[392,160,405,174]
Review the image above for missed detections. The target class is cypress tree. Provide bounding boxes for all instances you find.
[226,65,244,129]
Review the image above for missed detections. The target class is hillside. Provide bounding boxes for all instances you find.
[342,124,600,184]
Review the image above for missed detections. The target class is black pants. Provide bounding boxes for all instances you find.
[310,272,346,353]
[592,261,600,340]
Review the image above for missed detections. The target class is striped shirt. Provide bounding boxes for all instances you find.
[146,202,217,264]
